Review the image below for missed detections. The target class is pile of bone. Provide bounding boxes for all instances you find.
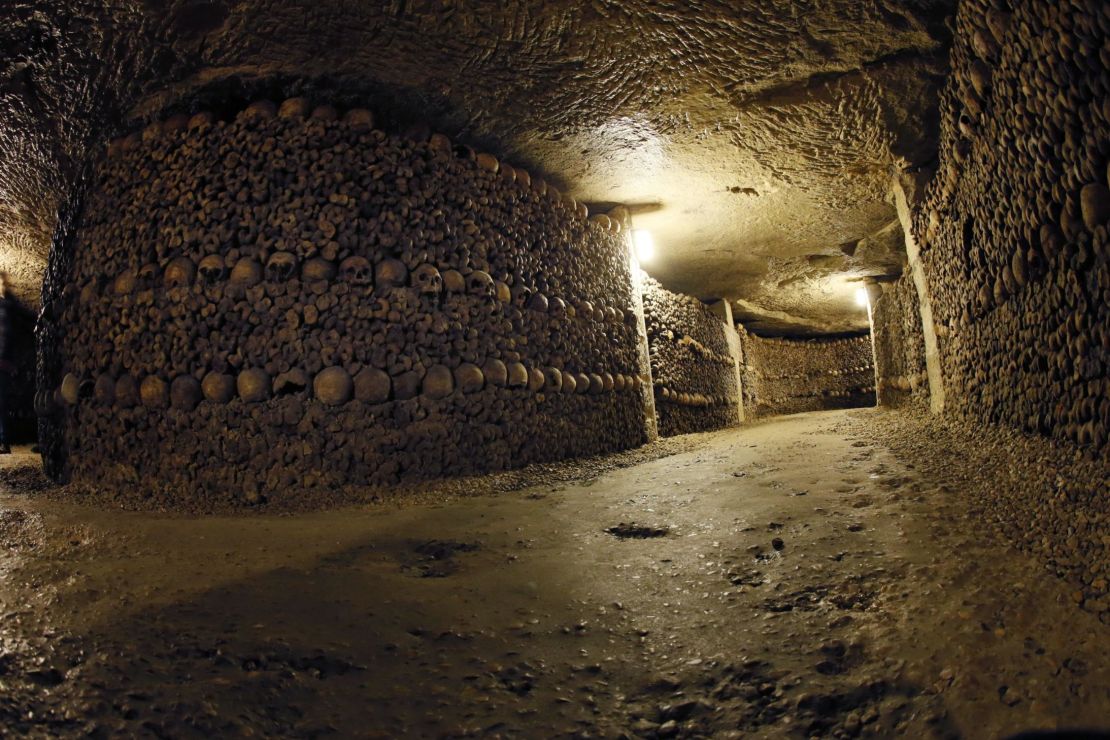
[47,94,651,495]
[640,276,739,436]
[907,0,1109,451]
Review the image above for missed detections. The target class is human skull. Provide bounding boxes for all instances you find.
[548,297,567,318]
[588,374,604,395]
[454,363,485,394]
[140,375,169,409]
[60,374,80,405]
[137,263,160,292]
[482,358,508,387]
[197,255,226,286]
[265,251,298,282]
[115,375,140,407]
[302,258,336,283]
[339,256,373,286]
[314,366,353,406]
[202,372,236,403]
[230,258,262,287]
[164,257,195,289]
[237,368,272,403]
[527,293,549,313]
[506,362,528,388]
[467,270,496,301]
[442,269,465,293]
[375,258,408,290]
[170,375,202,410]
[575,373,590,394]
[412,263,443,294]
[561,371,576,394]
[93,374,115,405]
[113,269,137,297]
[527,368,545,393]
[278,97,310,118]
[343,108,374,130]
[495,281,512,304]
[423,365,455,399]
[354,367,391,403]
[543,367,563,392]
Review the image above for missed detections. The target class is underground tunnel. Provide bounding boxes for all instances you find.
[0,0,1107,736]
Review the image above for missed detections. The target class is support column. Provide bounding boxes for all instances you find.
[719,300,746,424]
[864,281,884,407]
[892,177,946,414]
[629,257,659,442]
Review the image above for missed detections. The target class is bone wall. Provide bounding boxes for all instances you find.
[641,276,739,437]
[870,275,929,408]
[907,0,1109,454]
[40,100,650,507]
[737,328,875,418]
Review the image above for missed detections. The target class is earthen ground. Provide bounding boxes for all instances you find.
[1,408,1107,738]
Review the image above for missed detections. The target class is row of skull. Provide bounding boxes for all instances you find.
[655,386,738,407]
[104,96,632,238]
[88,255,631,322]
[57,362,646,410]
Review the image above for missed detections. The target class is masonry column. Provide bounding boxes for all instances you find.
[864,280,885,407]
[892,176,946,414]
[715,300,746,424]
[629,259,659,441]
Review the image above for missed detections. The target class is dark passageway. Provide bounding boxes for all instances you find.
[0,0,1107,737]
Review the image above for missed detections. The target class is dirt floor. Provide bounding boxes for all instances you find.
[0,408,1107,738]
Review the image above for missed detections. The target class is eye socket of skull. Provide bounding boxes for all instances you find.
[467,270,495,298]
[266,251,298,281]
[339,256,373,285]
[164,257,195,288]
[138,264,160,289]
[198,256,226,284]
[412,264,442,293]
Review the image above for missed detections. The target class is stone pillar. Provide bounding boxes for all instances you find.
[629,259,659,441]
[719,300,746,424]
[864,281,884,407]
[892,177,946,414]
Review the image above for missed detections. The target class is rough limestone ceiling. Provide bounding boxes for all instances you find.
[0,0,952,331]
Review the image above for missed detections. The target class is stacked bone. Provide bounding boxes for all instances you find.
[908,0,1109,452]
[45,97,648,507]
[641,276,739,437]
[870,275,928,406]
[737,327,875,419]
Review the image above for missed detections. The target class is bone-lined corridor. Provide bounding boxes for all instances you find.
[0,0,1108,736]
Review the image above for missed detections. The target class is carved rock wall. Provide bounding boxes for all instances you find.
[871,275,929,407]
[641,276,739,437]
[738,329,875,418]
[41,100,650,507]
[909,0,1109,452]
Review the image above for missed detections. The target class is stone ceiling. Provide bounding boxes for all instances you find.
[0,0,952,333]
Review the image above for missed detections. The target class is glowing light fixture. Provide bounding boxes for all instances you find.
[632,229,655,263]
[854,287,869,307]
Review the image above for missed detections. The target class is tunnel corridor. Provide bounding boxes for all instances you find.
[1,0,1109,736]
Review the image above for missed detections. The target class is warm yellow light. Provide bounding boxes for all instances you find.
[633,229,655,262]
[854,287,869,307]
